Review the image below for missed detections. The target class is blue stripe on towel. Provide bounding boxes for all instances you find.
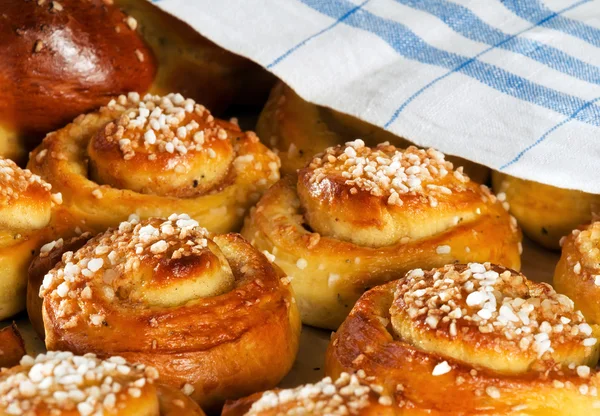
[502,0,600,48]
[298,0,600,129]
[267,0,370,68]
[394,0,600,86]
[500,96,600,169]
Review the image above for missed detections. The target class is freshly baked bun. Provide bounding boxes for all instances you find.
[492,172,600,250]
[28,232,93,339]
[257,82,489,183]
[0,351,205,416]
[222,373,398,416]
[0,323,26,368]
[327,263,600,414]
[116,0,275,114]
[554,222,600,324]
[0,157,61,320]
[242,141,521,329]
[40,215,301,412]
[28,93,280,234]
[0,0,156,162]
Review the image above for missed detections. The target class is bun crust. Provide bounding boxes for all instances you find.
[0,351,205,416]
[242,142,521,329]
[555,222,600,324]
[0,0,156,158]
[27,93,280,235]
[492,172,600,250]
[326,263,600,414]
[41,215,301,412]
[0,158,56,320]
[222,373,399,416]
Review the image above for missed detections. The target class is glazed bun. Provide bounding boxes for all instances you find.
[0,0,156,161]
[27,92,280,235]
[0,157,59,320]
[492,172,600,250]
[243,141,521,329]
[327,263,600,414]
[0,351,205,416]
[39,215,301,412]
[223,373,399,416]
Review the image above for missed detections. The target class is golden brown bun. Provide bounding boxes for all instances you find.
[554,222,600,324]
[223,373,400,416]
[256,82,489,183]
[27,93,280,235]
[492,172,600,250]
[0,351,205,416]
[116,0,275,114]
[242,141,521,329]
[0,323,26,369]
[0,158,60,320]
[27,233,93,339]
[0,0,156,162]
[41,215,301,412]
[326,263,600,415]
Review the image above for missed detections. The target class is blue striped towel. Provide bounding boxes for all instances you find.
[154,0,600,193]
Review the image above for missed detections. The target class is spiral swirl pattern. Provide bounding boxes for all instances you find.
[28,92,280,235]
[242,141,521,329]
[40,215,301,411]
[327,263,600,414]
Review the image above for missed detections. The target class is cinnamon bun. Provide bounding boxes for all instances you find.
[0,351,205,416]
[27,232,93,339]
[40,215,301,412]
[0,323,26,369]
[554,221,600,324]
[257,82,489,183]
[27,93,280,235]
[492,172,600,250]
[0,157,60,320]
[242,141,521,329]
[327,263,600,414]
[222,373,398,416]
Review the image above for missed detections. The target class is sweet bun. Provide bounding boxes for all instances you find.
[492,172,600,250]
[27,232,93,339]
[222,373,399,416]
[327,263,600,414]
[242,141,521,329]
[116,0,275,113]
[0,0,156,162]
[0,157,59,320]
[27,92,280,235]
[0,351,205,416]
[554,221,600,324]
[257,82,489,183]
[40,215,301,412]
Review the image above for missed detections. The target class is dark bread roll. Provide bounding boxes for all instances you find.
[0,0,157,162]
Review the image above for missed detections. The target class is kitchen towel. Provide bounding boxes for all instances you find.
[153,0,600,193]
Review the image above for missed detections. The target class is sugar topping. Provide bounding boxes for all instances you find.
[575,222,600,274]
[247,372,391,415]
[0,351,158,416]
[40,214,210,325]
[0,158,52,204]
[102,93,230,160]
[394,263,595,359]
[306,140,470,207]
